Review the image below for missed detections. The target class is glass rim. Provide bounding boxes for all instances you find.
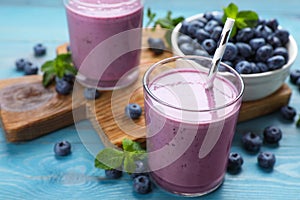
[63,0,142,9]
[142,55,245,113]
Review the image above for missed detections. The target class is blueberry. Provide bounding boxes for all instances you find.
[24,62,38,75]
[84,88,101,100]
[201,39,216,55]
[241,132,262,152]
[133,175,152,194]
[179,20,189,35]
[257,152,276,169]
[195,29,210,43]
[273,47,288,62]
[274,29,290,45]
[204,20,219,33]
[249,38,266,51]
[255,25,273,39]
[66,45,71,52]
[105,169,123,179]
[125,103,142,119]
[250,62,260,73]
[280,105,297,121]
[232,55,245,66]
[177,35,192,46]
[130,160,148,179]
[33,43,47,57]
[211,26,223,42]
[203,12,214,21]
[263,126,282,144]
[55,78,73,95]
[62,73,76,84]
[258,18,266,25]
[236,27,255,42]
[236,42,252,58]
[235,61,252,74]
[196,17,208,24]
[187,20,205,38]
[148,38,165,55]
[179,43,194,55]
[223,43,238,61]
[266,19,279,31]
[15,58,29,71]
[193,49,209,57]
[256,45,273,62]
[54,141,71,156]
[256,62,269,73]
[227,152,244,172]
[267,55,285,70]
[267,35,282,48]
[290,69,300,84]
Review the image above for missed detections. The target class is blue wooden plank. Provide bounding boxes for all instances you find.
[0,0,300,199]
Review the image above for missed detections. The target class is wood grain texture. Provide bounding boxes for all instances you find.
[0,75,86,142]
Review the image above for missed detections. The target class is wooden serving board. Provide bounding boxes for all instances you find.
[0,29,291,143]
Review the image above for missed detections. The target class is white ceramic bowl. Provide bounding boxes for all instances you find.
[171,13,298,101]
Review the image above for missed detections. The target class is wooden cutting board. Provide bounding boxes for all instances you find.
[0,29,291,143]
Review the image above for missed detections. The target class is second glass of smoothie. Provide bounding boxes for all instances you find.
[143,56,244,196]
[64,0,143,90]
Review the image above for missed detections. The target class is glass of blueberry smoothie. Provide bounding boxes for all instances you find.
[143,55,244,196]
[64,0,143,90]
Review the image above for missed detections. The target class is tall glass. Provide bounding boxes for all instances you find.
[64,0,143,90]
[143,56,244,196]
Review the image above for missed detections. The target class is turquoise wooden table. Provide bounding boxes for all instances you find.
[1,0,300,199]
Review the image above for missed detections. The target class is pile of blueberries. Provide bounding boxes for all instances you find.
[177,12,290,74]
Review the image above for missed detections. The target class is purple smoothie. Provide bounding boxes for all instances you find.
[144,68,243,196]
[64,0,143,89]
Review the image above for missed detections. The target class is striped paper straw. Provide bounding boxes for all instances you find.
[206,18,235,89]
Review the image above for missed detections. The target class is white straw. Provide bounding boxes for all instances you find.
[206,18,235,89]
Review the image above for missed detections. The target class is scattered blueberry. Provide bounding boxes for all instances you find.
[148,38,165,55]
[223,42,238,61]
[15,58,29,71]
[201,39,216,55]
[130,160,148,179]
[267,55,285,70]
[290,69,300,84]
[55,78,73,95]
[263,126,282,144]
[84,88,101,100]
[125,103,142,119]
[24,62,38,75]
[133,175,152,194]
[235,61,252,74]
[54,141,71,156]
[280,105,297,121]
[256,45,273,62]
[62,73,76,84]
[33,43,47,57]
[66,45,71,52]
[105,169,123,179]
[241,132,263,152]
[257,152,276,170]
[274,29,290,45]
[227,152,244,172]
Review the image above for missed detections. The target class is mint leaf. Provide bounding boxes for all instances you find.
[56,53,72,64]
[41,60,55,72]
[122,138,143,152]
[123,152,137,173]
[235,17,248,29]
[236,11,258,28]
[296,115,300,127]
[42,72,55,87]
[146,8,156,27]
[223,2,238,20]
[94,148,124,170]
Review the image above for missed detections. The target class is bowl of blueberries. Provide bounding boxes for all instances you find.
[171,12,298,101]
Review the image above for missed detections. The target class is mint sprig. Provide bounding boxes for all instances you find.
[94,139,146,173]
[222,3,259,37]
[41,53,77,87]
[296,115,300,127]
